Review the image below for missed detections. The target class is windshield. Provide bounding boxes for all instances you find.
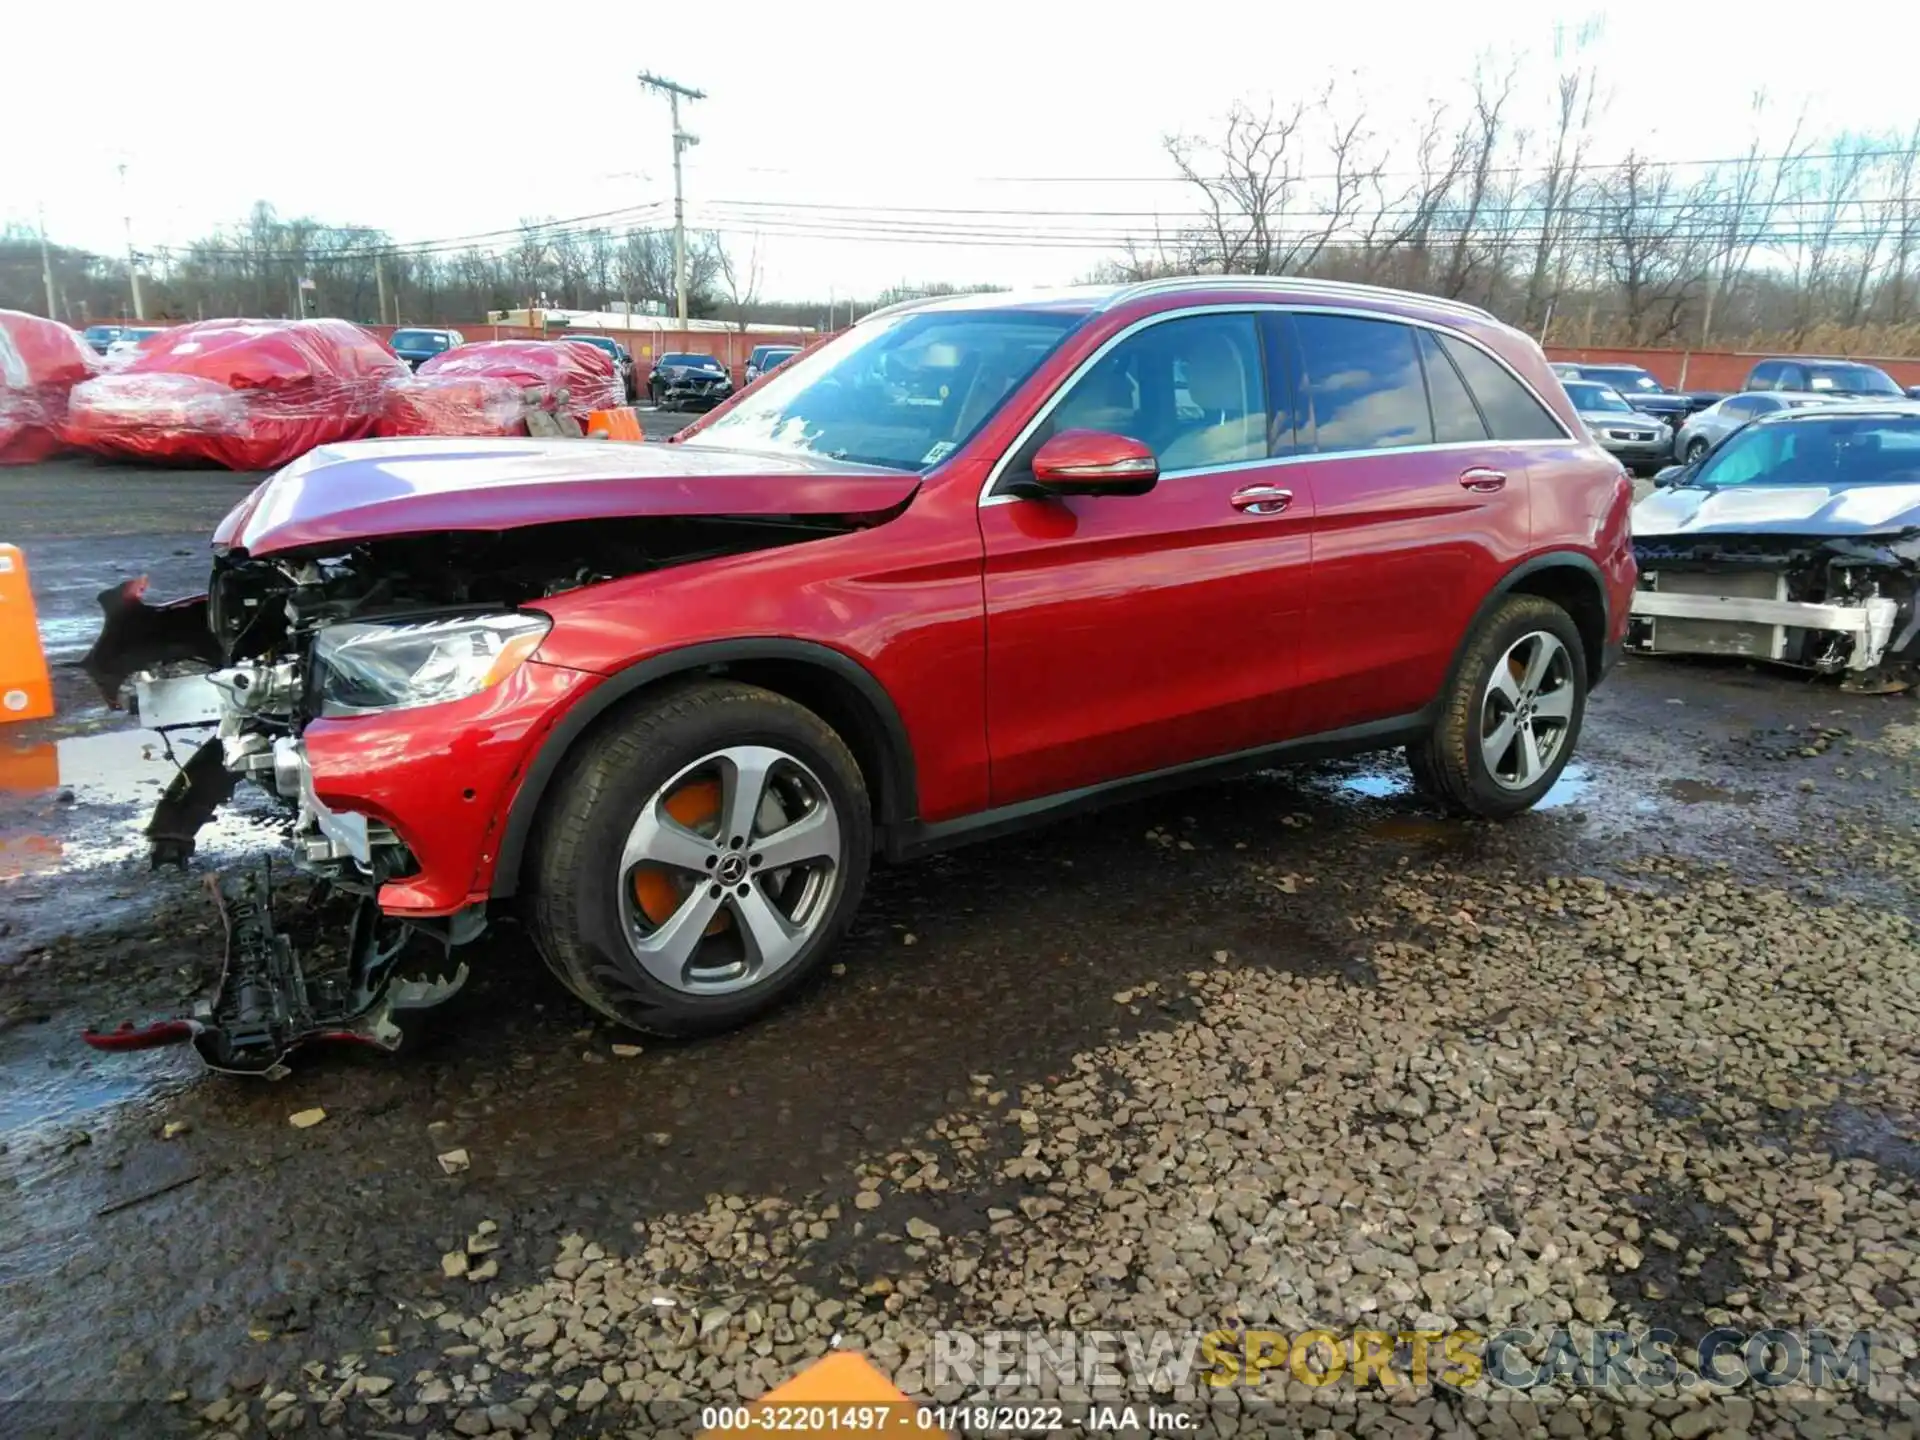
[1586,367,1661,393]
[662,353,720,369]
[570,336,618,355]
[1805,363,1900,396]
[1692,414,1920,488]
[694,309,1081,470]
[1567,382,1632,413]
[392,330,449,352]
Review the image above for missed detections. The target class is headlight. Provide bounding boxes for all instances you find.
[313,613,550,717]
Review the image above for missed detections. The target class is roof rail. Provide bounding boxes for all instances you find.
[1108,274,1495,322]
[851,295,943,326]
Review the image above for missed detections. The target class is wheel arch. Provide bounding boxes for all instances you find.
[491,640,918,899]
[1450,552,1609,693]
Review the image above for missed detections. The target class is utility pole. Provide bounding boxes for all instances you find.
[375,255,392,326]
[37,205,57,319]
[117,162,146,321]
[637,71,705,326]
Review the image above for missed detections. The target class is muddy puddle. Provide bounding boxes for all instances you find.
[1336,762,1592,810]
[0,726,280,882]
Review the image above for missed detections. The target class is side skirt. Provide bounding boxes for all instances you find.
[881,709,1433,862]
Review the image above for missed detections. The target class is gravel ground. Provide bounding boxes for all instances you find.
[4,455,1920,1438]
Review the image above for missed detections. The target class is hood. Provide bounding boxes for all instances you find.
[1582,409,1666,429]
[1632,481,1920,539]
[214,436,920,556]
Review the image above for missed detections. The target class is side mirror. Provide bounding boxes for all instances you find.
[1652,465,1687,488]
[1029,429,1158,497]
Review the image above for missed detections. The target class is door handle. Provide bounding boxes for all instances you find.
[1229,484,1293,515]
[1459,467,1507,492]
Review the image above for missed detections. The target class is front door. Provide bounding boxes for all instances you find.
[977,310,1315,807]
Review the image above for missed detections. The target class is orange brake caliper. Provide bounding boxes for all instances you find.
[632,779,732,934]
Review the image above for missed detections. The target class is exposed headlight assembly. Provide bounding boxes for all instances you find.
[313,613,550,717]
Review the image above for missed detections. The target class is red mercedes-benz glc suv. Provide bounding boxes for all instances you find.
[90,277,1634,1072]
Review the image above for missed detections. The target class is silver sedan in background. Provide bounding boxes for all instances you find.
[1562,379,1672,474]
[1671,391,1833,463]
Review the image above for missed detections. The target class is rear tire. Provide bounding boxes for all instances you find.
[1407,594,1587,819]
[1685,437,1710,463]
[527,681,871,1037]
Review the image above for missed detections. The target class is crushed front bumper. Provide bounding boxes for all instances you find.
[1629,577,1901,674]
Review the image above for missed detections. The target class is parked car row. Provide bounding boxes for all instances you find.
[1549,355,1909,471]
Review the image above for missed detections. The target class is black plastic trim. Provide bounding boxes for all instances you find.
[886,710,1431,861]
[490,640,918,899]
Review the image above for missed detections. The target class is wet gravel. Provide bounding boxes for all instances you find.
[5,459,1920,1438]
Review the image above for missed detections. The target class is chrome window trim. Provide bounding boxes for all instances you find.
[977,302,1575,509]
[1108,274,1495,322]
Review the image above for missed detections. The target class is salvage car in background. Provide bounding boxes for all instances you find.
[389,327,465,371]
[1563,379,1671,474]
[564,333,637,401]
[1672,391,1833,463]
[80,324,123,355]
[648,351,733,410]
[1744,357,1902,398]
[1630,402,1920,690]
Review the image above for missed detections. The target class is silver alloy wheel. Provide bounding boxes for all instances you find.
[616,745,842,995]
[1480,630,1576,791]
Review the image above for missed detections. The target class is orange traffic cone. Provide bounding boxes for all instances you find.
[585,406,645,441]
[0,544,54,725]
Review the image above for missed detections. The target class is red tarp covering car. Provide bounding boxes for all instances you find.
[0,310,101,464]
[377,340,622,437]
[65,318,406,470]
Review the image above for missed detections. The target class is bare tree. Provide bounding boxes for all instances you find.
[1165,98,1308,273]
[1883,122,1920,324]
[1591,153,1710,344]
[1698,101,1808,344]
[1524,64,1601,334]
[1791,135,1877,343]
[715,234,763,331]
[1439,62,1518,298]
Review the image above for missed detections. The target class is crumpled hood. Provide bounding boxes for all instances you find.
[1633,481,1920,539]
[214,436,919,556]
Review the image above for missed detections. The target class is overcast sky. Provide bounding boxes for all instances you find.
[5,0,1913,300]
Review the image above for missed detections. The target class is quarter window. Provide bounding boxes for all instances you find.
[1293,314,1433,452]
[1437,335,1565,440]
[1418,331,1489,443]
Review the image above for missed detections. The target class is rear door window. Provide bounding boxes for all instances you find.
[1291,313,1433,452]
[1436,335,1565,440]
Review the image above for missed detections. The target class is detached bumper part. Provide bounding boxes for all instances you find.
[82,869,471,1076]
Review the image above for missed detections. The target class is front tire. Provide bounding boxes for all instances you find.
[527,681,871,1037]
[1407,594,1587,819]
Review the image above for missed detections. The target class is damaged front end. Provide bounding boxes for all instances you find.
[1629,529,1920,691]
[82,515,858,1073]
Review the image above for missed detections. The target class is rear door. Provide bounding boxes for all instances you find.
[1283,312,1547,734]
[978,309,1315,805]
